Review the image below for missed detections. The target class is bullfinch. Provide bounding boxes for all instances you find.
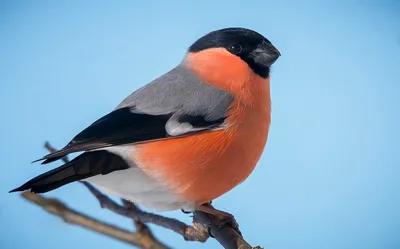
[11,27,280,216]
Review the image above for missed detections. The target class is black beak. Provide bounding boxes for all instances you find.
[251,41,281,67]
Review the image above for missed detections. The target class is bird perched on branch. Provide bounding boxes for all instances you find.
[11,27,280,218]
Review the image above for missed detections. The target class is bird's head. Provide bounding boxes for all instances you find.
[186,27,280,79]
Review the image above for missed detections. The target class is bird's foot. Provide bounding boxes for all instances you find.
[196,203,242,237]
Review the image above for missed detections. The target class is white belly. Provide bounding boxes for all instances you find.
[86,146,195,211]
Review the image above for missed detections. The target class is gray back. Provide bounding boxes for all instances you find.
[117,64,234,122]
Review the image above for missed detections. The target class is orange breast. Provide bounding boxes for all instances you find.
[134,49,272,205]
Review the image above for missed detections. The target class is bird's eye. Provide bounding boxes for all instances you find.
[228,43,242,54]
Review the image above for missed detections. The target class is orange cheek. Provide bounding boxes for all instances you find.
[184,48,270,106]
[184,48,254,95]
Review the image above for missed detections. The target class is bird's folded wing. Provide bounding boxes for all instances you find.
[35,107,226,164]
[35,65,234,164]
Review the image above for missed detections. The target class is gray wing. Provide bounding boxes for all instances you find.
[118,65,232,120]
[117,64,233,136]
[36,65,234,164]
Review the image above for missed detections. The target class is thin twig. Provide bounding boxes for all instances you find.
[121,201,171,249]
[122,200,148,233]
[21,192,169,249]
[122,199,167,248]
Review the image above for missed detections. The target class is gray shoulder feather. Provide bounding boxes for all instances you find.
[117,64,234,125]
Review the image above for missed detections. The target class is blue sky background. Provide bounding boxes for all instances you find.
[1,1,399,249]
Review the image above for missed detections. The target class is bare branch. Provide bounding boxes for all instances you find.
[122,200,148,233]
[21,192,169,249]
[122,199,168,248]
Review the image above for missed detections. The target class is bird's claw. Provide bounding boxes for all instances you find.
[206,213,242,237]
[181,209,192,214]
[196,203,242,237]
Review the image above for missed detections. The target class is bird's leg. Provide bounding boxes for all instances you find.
[196,202,242,237]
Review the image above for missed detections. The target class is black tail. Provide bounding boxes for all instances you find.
[10,151,129,194]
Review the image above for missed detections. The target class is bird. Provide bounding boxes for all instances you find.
[10,27,280,218]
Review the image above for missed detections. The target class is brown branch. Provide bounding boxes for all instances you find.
[23,142,262,249]
[121,201,171,249]
[122,200,157,237]
[21,192,169,249]
[122,200,148,233]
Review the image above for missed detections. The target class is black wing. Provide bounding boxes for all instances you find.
[36,107,225,164]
